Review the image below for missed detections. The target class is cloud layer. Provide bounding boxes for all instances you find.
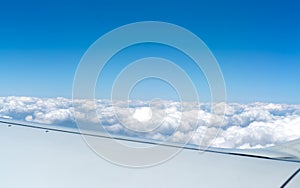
[1,96,300,149]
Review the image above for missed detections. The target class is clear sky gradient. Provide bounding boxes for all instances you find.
[0,0,299,103]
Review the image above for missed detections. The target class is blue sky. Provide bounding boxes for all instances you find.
[0,0,299,103]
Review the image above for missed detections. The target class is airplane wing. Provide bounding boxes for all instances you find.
[0,119,299,188]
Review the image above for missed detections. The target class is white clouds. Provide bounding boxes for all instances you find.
[0,96,74,125]
[209,103,300,148]
[1,96,300,149]
[132,107,152,122]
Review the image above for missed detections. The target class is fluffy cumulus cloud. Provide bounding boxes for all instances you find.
[1,96,300,149]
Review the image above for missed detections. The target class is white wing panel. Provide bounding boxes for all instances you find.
[0,121,299,188]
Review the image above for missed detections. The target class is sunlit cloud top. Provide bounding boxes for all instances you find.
[1,96,300,149]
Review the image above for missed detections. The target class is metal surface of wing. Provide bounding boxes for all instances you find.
[1,119,300,187]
